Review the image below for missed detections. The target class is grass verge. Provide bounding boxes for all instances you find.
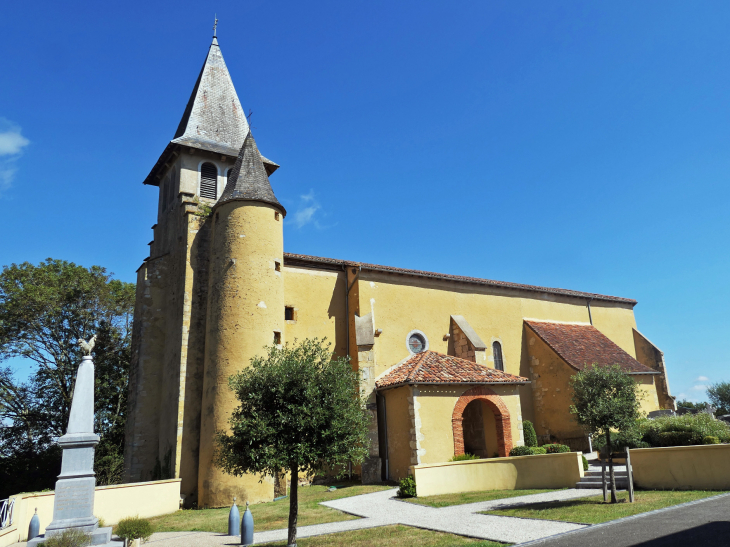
[264,524,508,546]
[405,489,558,508]
[148,482,392,533]
[482,490,726,524]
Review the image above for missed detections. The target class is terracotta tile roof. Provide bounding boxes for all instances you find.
[524,321,658,374]
[282,253,636,306]
[375,351,529,390]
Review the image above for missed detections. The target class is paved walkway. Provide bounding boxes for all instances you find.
[516,492,730,547]
[130,487,600,546]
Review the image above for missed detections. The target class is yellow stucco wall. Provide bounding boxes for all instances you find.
[412,452,584,497]
[630,445,730,490]
[4,479,181,545]
[282,266,347,357]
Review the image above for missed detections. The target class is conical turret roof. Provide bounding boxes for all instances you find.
[218,131,285,215]
[171,37,249,154]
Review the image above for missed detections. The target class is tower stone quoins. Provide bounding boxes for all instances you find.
[451,385,513,457]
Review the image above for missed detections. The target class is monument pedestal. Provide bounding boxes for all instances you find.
[28,354,121,546]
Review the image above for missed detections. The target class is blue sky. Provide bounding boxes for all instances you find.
[1,1,728,403]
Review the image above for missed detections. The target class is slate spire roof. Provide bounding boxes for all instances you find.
[375,351,529,390]
[171,37,249,155]
[143,36,278,186]
[218,130,285,214]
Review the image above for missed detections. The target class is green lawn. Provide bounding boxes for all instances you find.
[483,490,726,524]
[148,482,391,533]
[264,524,507,547]
[405,489,558,508]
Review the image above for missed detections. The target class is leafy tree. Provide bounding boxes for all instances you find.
[215,339,370,547]
[707,383,730,416]
[570,364,642,503]
[0,259,134,497]
[676,399,709,411]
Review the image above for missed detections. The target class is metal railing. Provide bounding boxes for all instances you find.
[0,497,15,529]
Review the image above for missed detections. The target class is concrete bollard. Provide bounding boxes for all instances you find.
[28,508,40,540]
[241,501,254,546]
[228,497,240,536]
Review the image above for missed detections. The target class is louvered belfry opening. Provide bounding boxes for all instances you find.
[200,162,218,199]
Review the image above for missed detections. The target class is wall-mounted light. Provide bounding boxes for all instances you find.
[375,329,383,336]
[443,333,451,341]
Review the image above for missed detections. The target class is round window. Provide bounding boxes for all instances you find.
[406,331,428,354]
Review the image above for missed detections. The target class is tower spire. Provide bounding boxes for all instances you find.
[213,14,218,38]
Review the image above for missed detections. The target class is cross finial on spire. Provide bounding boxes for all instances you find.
[213,14,218,37]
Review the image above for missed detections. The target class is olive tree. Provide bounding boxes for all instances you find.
[570,364,642,503]
[215,339,370,546]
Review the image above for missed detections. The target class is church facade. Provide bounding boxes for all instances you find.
[123,35,675,508]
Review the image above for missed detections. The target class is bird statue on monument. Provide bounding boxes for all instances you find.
[77,335,96,356]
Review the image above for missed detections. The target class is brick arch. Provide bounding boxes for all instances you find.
[452,385,513,457]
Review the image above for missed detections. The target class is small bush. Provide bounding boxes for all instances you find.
[654,431,703,447]
[531,446,547,455]
[450,453,479,461]
[95,516,106,529]
[44,529,91,547]
[115,516,154,543]
[509,446,533,456]
[703,435,720,445]
[397,475,417,498]
[544,444,571,454]
[523,420,538,448]
[582,455,589,471]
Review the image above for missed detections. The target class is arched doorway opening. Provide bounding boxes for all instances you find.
[452,385,513,457]
[461,399,500,458]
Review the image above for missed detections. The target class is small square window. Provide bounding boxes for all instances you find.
[275,261,281,272]
[285,306,295,321]
[275,211,280,221]
[273,331,282,345]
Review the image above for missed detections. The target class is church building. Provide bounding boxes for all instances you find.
[123,34,675,509]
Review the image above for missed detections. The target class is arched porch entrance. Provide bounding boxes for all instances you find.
[452,385,513,457]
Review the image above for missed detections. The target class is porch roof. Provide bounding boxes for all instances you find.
[375,350,529,390]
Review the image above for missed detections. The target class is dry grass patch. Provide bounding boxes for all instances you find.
[483,490,726,524]
[264,524,507,546]
[405,489,557,508]
[148,482,391,533]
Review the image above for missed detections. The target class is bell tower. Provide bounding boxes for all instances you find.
[124,31,281,507]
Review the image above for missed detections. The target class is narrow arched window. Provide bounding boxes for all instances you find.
[200,163,218,200]
[493,341,504,371]
[226,168,233,179]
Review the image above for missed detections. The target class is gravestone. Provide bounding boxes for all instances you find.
[29,349,115,546]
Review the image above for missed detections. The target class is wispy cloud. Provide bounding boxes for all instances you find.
[691,384,708,392]
[695,376,710,382]
[0,118,30,195]
[290,190,333,230]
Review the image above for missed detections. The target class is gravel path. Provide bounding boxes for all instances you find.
[118,487,600,546]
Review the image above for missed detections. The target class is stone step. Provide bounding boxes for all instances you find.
[585,470,628,477]
[576,482,627,491]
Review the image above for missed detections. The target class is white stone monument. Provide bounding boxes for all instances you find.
[29,338,115,546]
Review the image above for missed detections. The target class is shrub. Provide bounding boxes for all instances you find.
[44,529,91,547]
[96,517,106,529]
[509,446,546,456]
[397,475,417,498]
[509,446,533,456]
[638,413,730,448]
[523,420,538,448]
[592,425,649,451]
[704,436,720,445]
[450,453,479,461]
[544,444,570,454]
[115,517,154,543]
[582,455,589,471]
